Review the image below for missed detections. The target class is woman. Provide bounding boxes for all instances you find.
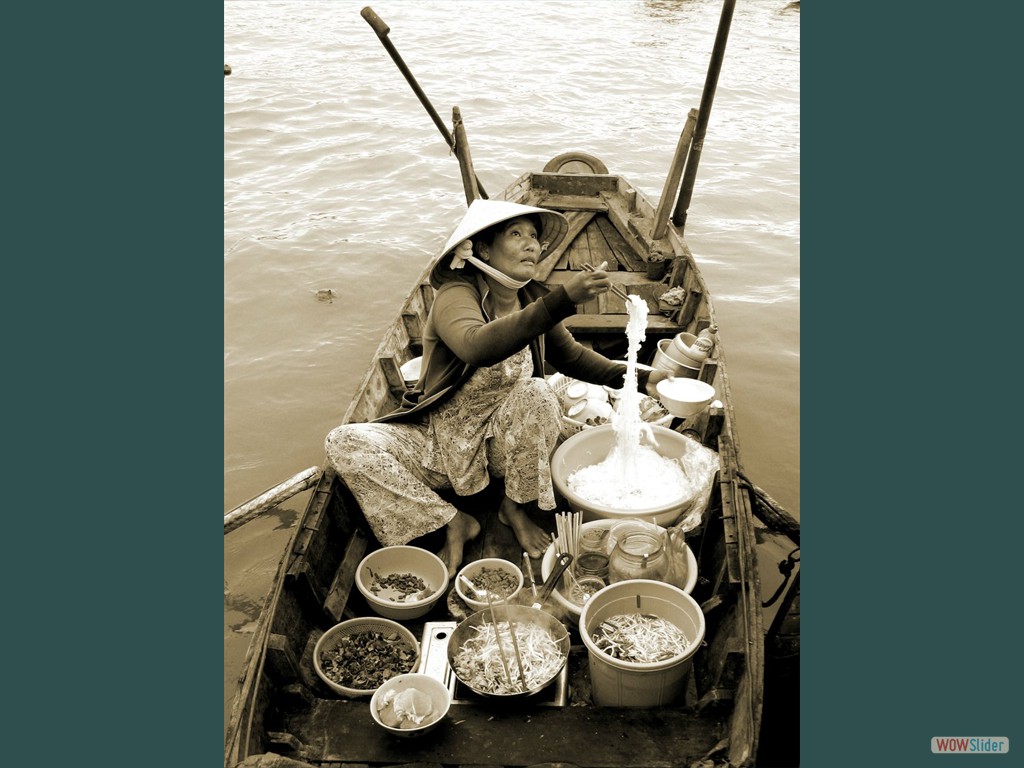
[326,199,670,575]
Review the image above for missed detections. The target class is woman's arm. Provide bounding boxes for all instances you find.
[545,322,671,396]
[432,281,577,367]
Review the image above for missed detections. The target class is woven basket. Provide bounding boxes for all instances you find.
[313,617,420,697]
[547,373,600,438]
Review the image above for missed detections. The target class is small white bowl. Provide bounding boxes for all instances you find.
[356,546,449,620]
[656,377,715,418]
[370,673,451,736]
[566,398,614,424]
[455,558,524,611]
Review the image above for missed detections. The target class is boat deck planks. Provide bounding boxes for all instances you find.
[279,700,724,768]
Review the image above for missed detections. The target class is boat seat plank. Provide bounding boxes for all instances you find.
[529,192,609,211]
[291,700,722,768]
[529,172,619,197]
[561,313,681,335]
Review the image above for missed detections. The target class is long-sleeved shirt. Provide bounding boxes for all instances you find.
[376,271,649,423]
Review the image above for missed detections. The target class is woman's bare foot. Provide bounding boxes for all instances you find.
[437,511,481,577]
[497,497,550,559]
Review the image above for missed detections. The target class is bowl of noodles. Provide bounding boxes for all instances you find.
[447,604,571,700]
[551,423,714,526]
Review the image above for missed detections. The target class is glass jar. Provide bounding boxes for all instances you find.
[574,529,610,583]
[608,531,669,584]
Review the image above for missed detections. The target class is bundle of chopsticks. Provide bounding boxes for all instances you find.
[582,262,630,302]
[551,510,582,562]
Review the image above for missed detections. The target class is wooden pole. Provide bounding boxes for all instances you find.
[652,109,698,241]
[452,107,481,205]
[672,0,736,234]
[361,6,488,198]
[224,466,321,534]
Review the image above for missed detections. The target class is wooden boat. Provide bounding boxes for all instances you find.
[224,150,799,768]
[225,3,800,765]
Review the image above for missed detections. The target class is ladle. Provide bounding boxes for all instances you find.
[532,552,573,610]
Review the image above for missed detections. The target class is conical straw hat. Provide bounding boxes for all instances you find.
[440,199,569,259]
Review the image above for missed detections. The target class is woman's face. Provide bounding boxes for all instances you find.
[481,216,542,281]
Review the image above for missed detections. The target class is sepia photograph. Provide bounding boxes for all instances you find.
[225,2,800,765]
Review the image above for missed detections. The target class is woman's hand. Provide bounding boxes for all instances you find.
[645,369,673,398]
[564,261,613,303]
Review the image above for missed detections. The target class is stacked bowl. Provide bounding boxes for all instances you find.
[651,332,701,378]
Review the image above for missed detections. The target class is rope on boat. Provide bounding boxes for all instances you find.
[761,546,800,608]
[737,469,799,544]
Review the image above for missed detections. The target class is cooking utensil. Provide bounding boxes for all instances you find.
[459,574,528,692]
[522,551,538,598]
[582,262,630,302]
[532,552,573,609]
[446,603,571,700]
[458,575,515,689]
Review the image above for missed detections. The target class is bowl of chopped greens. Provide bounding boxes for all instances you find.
[314,617,420,697]
[455,558,524,611]
[355,545,449,620]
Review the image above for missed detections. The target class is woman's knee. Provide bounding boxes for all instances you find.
[515,377,562,414]
[325,424,378,472]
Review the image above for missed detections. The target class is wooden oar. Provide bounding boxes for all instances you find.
[651,108,698,241]
[224,466,321,534]
[452,106,481,205]
[360,6,488,199]
[672,0,736,234]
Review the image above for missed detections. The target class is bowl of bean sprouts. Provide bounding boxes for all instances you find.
[447,603,571,700]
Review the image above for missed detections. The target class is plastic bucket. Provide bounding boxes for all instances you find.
[579,579,705,707]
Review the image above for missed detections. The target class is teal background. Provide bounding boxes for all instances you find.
[802,3,1018,767]
[7,2,1018,766]
[6,3,224,765]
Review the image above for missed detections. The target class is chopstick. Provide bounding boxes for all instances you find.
[460,575,515,690]
[503,609,529,693]
[582,262,630,302]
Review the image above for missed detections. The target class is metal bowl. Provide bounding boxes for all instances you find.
[446,604,570,700]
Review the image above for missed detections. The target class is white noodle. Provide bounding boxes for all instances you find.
[567,296,691,508]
